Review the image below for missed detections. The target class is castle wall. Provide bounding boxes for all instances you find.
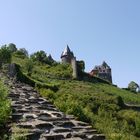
[71,57,78,79]
[90,66,112,83]
[61,56,72,64]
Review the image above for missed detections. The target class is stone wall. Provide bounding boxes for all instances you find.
[71,57,78,79]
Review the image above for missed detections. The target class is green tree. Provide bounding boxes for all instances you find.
[31,50,49,63]
[14,48,28,58]
[128,81,139,93]
[18,48,28,57]
[7,43,17,53]
[0,46,11,67]
[77,60,85,77]
[77,60,85,72]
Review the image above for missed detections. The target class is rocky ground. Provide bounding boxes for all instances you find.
[6,78,105,140]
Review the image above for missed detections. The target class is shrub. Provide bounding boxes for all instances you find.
[0,80,11,139]
[0,46,11,68]
[135,117,140,137]
[24,59,34,76]
[0,81,11,126]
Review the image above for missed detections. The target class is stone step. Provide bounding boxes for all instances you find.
[14,108,30,114]
[25,133,41,140]
[53,121,75,128]
[8,92,20,98]
[72,132,87,139]
[65,138,83,140]
[72,127,96,133]
[38,116,68,122]
[12,113,23,122]
[6,77,106,140]
[17,123,33,129]
[40,133,65,140]
[35,122,54,130]
[37,106,58,111]
[23,113,38,120]
[52,127,72,133]
[83,129,98,135]
[87,134,106,140]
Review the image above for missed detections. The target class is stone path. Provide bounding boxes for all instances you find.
[7,79,105,140]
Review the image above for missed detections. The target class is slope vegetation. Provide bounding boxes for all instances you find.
[12,54,140,140]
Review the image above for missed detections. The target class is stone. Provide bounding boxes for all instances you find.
[12,113,23,121]
[17,123,33,129]
[35,122,54,130]
[72,132,87,139]
[23,113,38,120]
[41,133,65,140]
[54,121,75,128]
[15,109,29,113]
[26,133,41,140]
[87,134,106,140]
[8,63,17,77]
[38,113,52,118]
[52,127,72,133]
[83,129,98,135]
[51,112,62,117]
[65,138,83,140]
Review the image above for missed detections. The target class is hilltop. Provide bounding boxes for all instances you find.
[0,44,140,140]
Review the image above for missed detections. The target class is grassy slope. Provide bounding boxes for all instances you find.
[12,56,140,140]
[48,80,140,140]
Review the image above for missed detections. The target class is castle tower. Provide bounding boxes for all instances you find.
[61,45,74,64]
[61,45,78,79]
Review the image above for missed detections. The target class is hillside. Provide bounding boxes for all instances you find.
[10,53,140,140]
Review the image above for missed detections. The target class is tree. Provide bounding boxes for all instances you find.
[31,51,56,65]
[18,48,28,57]
[7,43,17,53]
[31,50,47,63]
[77,60,85,72]
[48,54,54,63]
[14,48,28,58]
[76,60,85,77]
[128,81,139,93]
[0,46,11,67]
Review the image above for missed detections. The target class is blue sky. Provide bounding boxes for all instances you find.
[0,0,140,87]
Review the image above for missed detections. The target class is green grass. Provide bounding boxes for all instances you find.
[0,78,11,139]
[38,80,140,140]
[10,124,28,140]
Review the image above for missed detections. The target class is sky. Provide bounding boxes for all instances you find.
[0,0,140,88]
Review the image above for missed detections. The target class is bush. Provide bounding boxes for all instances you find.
[37,88,56,103]
[0,46,11,68]
[0,80,11,140]
[135,117,140,137]
[0,81,11,126]
[24,59,34,76]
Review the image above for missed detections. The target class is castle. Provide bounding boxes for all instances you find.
[90,61,112,83]
[61,45,78,79]
[61,46,112,83]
